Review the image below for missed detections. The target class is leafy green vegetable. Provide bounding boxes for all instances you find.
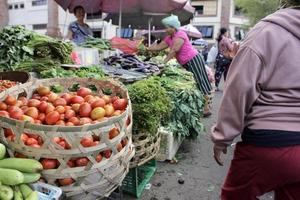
[51,85,64,93]
[80,37,112,53]
[128,78,172,136]
[68,84,80,92]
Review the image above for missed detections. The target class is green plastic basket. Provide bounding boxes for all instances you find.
[122,159,157,198]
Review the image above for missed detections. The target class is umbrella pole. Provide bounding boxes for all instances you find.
[148,18,151,46]
[118,0,123,37]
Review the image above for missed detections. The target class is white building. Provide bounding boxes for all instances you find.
[192,0,248,43]
[7,0,117,39]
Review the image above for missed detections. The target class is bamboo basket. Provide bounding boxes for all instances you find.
[130,131,160,168]
[0,78,134,198]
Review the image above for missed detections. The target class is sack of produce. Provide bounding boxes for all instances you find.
[0,78,134,198]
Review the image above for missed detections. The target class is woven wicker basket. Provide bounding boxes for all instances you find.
[130,131,160,168]
[0,78,134,198]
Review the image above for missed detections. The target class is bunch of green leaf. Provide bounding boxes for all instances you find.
[128,78,172,136]
[0,26,34,71]
[27,34,73,64]
[40,65,105,79]
[80,37,112,53]
[15,58,61,73]
[165,89,205,140]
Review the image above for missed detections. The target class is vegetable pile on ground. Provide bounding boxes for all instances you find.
[80,37,112,53]
[127,78,172,136]
[0,80,18,92]
[0,26,34,71]
[40,65,105,79]
[104,54,160,74]
[0,143,42,200]
[155,66,205,139]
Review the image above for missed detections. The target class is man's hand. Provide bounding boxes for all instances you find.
[213,144,227,166]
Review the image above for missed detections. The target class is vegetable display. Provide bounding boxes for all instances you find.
[128,78,172,136]
[0,144,42,200]
[104,54,160,74]
[0,80,18,92]
[40,65,105,79]
[80,37,112,53]
[0,26,34,71]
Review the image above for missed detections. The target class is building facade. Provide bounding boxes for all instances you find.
[192,0,248,43]
[6,0,117,39]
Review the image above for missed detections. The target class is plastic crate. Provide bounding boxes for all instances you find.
[122,159,156,198]
[31,182,62,200]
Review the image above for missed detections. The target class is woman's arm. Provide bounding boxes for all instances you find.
[148,41,169,51]
[164,38,184,63]
[67,30,73,40]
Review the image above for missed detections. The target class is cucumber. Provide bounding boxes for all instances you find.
[0,185,13,200]
[0,168,24,185]
[19,184,32,198]
[13,186,23,200]
[0,158,43,173]
[25,191,38,200]
[0,143,6,160]
[22,173,41,184]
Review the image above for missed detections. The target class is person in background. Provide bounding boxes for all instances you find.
[67,6,93,45]
[214,28,234,91]
[148,15,212,117]
[211,1,300,199]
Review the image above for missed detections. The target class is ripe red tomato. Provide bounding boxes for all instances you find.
[0,102,7,110]
[80,136,94,147]
[96,154,103,163]
[41,158,58,169]
[65,109,75,119]
[77,87,92,98]
[27,99,41,107]
[53,98,67,107]
[103,150,112,159]
[91,99,106,108]
[38,101,48,113]
[70,96,84,104]
[25,138,38,146]
[79,103,92,117]
[45,111,60,125]
[75,157,89,167]
[5,95,16,106]
[68,117,80,126]
[25,107,39,119]
[113,99,127,110]
[58,178,74,186]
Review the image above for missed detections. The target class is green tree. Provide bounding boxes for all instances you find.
[235,0,280,26]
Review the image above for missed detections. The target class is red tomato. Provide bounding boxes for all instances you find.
[6,135,16,141]
[41,158,58,169]
[64,106,72,111]
[66,122,74,126]
[14,152,27,158]
[79,117,92,125]
[32,94,41,100]
[84,95,95,103]
[109,128,120,140]
[91,99,106,108]
[121,139,128,147]
[55,106,65,114]
[113,99,128,110]
[103,150,112,159]
[68,117,80,126]
[79,103,92,117]
[18,97,28,105]
[9,108,23,120]
[112,110,122,117]
[104,104,115,117]
[67,160,75,168]
[26,138,38,146]
[0,102,7,110]
[70,96,84,104]
[25,107,39,119]
[53,98,67,107]
[47,92,58,103]
[52,137,61,144]
[45,111,60,125]
[111,96,120,103]
[29,144,41,148]
[27,134,39,140]
[4,129,13,137]
[116,143,123,152]
[126,116,131,126]
[36,86,51,96]
[71,103,80,113]
[57,140,66,149]
[5,95,16,106]
[96,154,103,163]
[58,178,74,186]
[37,136,43,145]
[38,101,48,113]
[20,106,29,113]
[37,113,46,122]
[20,115,34,123]
[45,104,55,114]
[65,109,75,119]
[102,95,111,104]
[55,120,65,126]
[0,110,9,118]
[34,119,42,124]
[75,157,89,167]
[77,87,92,98]
[27,99,41,107]
[61,93,73,104]
[15,100,23,107]
[80,136,94,147]
[40,96,49,102]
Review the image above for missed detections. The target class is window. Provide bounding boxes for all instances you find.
[87,12,102,20]
[197,26,214,39]
[194,5,204,15]
[32,0,47,6]
[116,28,134,39]
[20,3,24,9]
[14,4,19,9]
[33,24,47,30]
[234,6,243,16]
[8,5,13,9]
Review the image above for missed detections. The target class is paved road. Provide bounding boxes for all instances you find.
[123,91,274,200]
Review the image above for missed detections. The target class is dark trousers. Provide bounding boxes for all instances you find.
[222,142,300,200]
[215,54,231,88]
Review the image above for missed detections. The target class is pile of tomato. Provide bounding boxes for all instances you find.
[0,80,17,92]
